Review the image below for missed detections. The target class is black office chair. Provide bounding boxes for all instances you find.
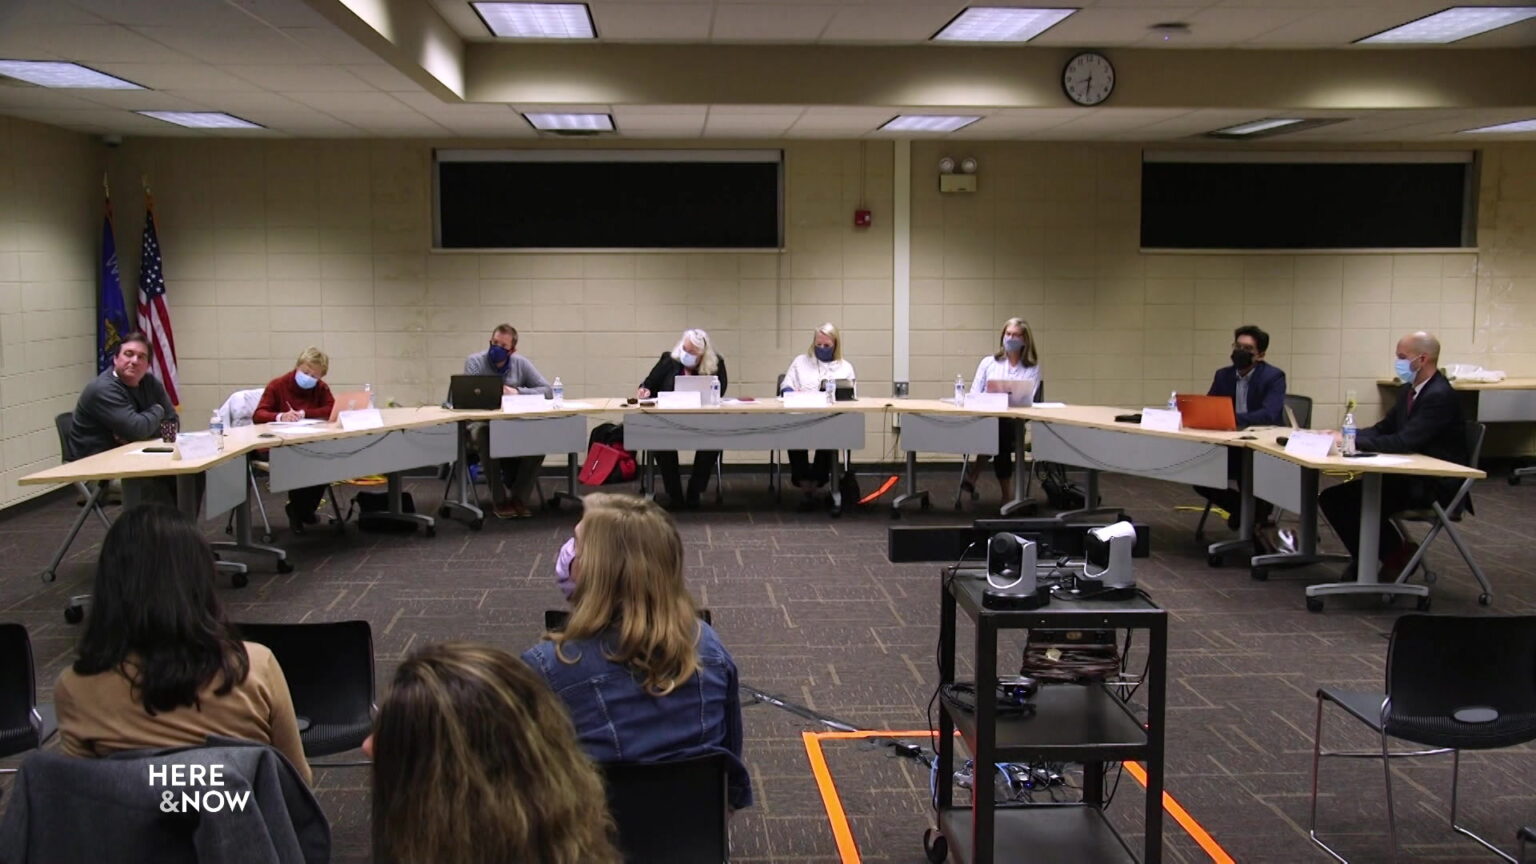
[544,608,712,633]
[1194,392,1312,543]
[0,623,56,772]
[234,620,375,766]
[601,753,732,864]
[1392,421,1492,606]
[43,413,111,623]
[1310,614,1536,863]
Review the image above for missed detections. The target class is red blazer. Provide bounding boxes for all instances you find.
[254,370,335,424]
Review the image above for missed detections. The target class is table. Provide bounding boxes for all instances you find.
[1244,432,1483,610]
[433,402,603,527]
[889,399,1042,518]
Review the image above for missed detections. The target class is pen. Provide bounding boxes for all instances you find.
[285,401,297,420]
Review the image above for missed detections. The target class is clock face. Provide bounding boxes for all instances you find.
[1062,52,1114,106]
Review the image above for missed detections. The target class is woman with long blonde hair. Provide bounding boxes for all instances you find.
[367,642,620,864]
[524,493,752,810]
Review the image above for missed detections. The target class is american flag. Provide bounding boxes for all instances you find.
[137,206,180,406]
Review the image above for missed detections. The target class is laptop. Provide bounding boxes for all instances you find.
[328,390,374,422]
[1175,394,1239,432]
[671,375,717,395]
[447,375,503,410]
[985,379,1038,408]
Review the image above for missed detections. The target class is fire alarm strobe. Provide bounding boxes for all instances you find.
[854,209,872,228]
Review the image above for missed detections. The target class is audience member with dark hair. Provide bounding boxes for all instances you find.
[524,492,752,810]
[54,504,311,784]
[366,642,620,864]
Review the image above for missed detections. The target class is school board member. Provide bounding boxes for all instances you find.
[962,317,1041,503]
[66,331,180,507]
[1193,325,1286,537]
[1320,331,1466,580]
[465,323,552,519]
[254,346,335,534]
[780,323,856,510]
[637,328,728,509]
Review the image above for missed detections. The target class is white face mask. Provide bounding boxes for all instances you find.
[680,349,700,369]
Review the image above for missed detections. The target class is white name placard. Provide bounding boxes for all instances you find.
[1284,430,1336,460]
[657,391,703,409]
[501,394,550,412]
[1140,407,1182,432]
[339,408,385,431]
[963,392,1009,413]
[174,432,219,461]
[782,391,830,409]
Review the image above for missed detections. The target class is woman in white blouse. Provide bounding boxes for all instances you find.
[780,323,855,510]
[963,317,1041,502]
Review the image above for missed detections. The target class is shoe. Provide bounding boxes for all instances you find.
[493,501,519,520]
[285,502,307,535]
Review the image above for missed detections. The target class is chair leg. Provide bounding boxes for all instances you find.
[1437,505,1494,603]
[43,482,110,583]
[715,453,725,505]
[248,466,271,537]
[1448,749,1519,862]
[1195,500,1213,543]
[1382,725,1400,864]
[81,482,111,530]
[1309,694,1352,864]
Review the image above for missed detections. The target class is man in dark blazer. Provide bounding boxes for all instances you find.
[1196,325,1287,531]
[1320,331,1467,577]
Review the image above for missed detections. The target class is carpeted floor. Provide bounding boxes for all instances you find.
[2,464,1533,863]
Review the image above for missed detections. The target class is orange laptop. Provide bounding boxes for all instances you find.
[328,391,373,422]
[1174,394,1239,431]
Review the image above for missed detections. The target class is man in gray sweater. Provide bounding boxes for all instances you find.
[67,333,181,505]
[463,323,552,518]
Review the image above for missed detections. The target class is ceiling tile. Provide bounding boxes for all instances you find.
[225,64,375,92]
[285,91,413,112]
[345,64,428,93]
[93,63,258,91]
[129,26,325,66]
[587,3,713,40]
[710,4,838,40]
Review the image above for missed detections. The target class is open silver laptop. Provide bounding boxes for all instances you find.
[985,379,1038,408]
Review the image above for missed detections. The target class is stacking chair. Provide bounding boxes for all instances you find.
[234,620,375,767]
[1392,421,1492,606]
[42,413,112,588]
[1310,614,1536,863]
[601,753,732,864]
[0,623,56,772]
[1194,392,1312,542]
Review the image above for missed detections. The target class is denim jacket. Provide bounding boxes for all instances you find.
[522,622,752,809]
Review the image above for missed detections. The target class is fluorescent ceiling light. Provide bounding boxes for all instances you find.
[933,7,1077,42]
[1209,118,1305,136]
[136,111,263,129]
[1357,6,1536,43]
[524,112,614,131]
[0,60,142,89]
[1459,118,1536,133]
[879,115,981,133]
[473,3,595,38]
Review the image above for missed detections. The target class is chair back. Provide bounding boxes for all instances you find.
[601,753,730,864]
[1463,420,1486,468]
[1385,614,1536,749]
[775,373,786,395]
[0,624,44,758]
[544,608,712,633]
[218,388,266,429]
[55,412,76,463]
[1283,394,1313,429]
[234,621,375,757]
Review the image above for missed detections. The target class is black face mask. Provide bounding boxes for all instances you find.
[1231,348,1255,369]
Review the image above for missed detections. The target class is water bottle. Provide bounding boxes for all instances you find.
[709,376,721,407]
[551,376,564,408]
[1167,391,1178,411]
[954,374,966,408]
[208,410,224,452]
[1341,409,1357,456]
[363,383,374,409]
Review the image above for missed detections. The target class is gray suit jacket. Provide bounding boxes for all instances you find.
[462,350,552,397]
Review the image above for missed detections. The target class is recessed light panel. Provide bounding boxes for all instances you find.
[524,112,614,131]
[473,3,596,38]
[1209,118,1305,137]
[1459,118,1536,133]
[0,60,142,89]
[933,7,1077,42]
[880,115,981,133]
[1358,6,1536,43]
[136,111,263,129]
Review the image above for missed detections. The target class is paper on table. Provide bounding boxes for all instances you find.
[268,419,323,427]
[1370,455,1413,466]
[557,400,594,410]
[271,425,329,436]
[1031,401,1067,408]
[964,392,1009,412]
[1140,407,1181,432]
[1283,430,1335,460]
[339,408,385,431]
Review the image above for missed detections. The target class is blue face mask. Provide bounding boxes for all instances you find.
[814,345,835,362]
[555,536,577,600]
[488,344,511,369]
[679,349,700,369]
[1003,337,1025,355]
[1394,357,1416,385]
[294,370,318,390]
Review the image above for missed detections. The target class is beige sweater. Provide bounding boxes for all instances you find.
[54,641,312,785]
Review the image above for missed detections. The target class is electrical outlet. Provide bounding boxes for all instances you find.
[894,381,909,397]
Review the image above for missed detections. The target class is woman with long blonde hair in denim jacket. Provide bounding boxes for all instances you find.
[523,493,752,810]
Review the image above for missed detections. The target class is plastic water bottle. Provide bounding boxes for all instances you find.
[709,376,721,407]
[1341,409,1357,456]
[363,383,374,409]
[208,410,224,452]
[551,376,564,408]
[954,374,966,408]
[1167,391,1178,411]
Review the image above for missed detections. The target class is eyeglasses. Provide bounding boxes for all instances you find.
[1231,343,1257,353]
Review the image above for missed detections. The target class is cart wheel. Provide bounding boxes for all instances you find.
[1478,592,1491,606]
[438,505,451,518]
[470,517,484,531]
[1416,595,1432,612]
[425,525,436,538]
[40,569,56,584]
[64,604,84,624]
[232,571,249,589]
[923,828,948,864]
[1306,596,1324,613]
[1207,553,1223,567]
